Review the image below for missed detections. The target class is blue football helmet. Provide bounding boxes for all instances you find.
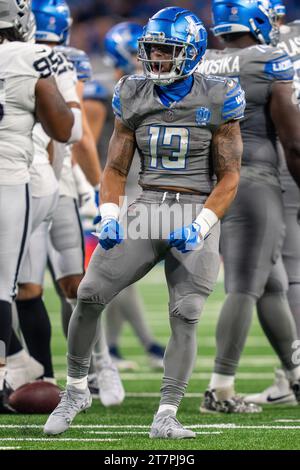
[211,0,277,45]
[138,7,207,85]
[55,46,92,82]
[270,0,286,17]
[32,0,72,44]
[104,22,143,74]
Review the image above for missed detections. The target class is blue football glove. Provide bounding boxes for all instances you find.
[168,222,204,253]
[94,218,124,250]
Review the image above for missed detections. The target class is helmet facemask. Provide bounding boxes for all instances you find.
[138,35,197,86]
[250,3,279,46]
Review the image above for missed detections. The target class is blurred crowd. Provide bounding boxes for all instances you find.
[68,0,300,56]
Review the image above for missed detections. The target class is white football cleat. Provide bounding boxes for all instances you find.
[97,363,125,407]
[150,411,196,439]
[44,386,92,435]
[6,353,44,391]
[244,369,297,405]
[200,389,262,414]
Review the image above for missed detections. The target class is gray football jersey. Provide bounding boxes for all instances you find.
[277,21,300,197]
[112,73,245,194]
[199,44,294,181]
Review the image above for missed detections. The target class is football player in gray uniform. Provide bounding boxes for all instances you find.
[0,0,75,412]
[246,0,300,405]
[198,0,300,413]
[44,7,245,438]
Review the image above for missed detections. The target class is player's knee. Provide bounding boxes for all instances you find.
[75,299,103,319]
[77,278,111,305]
[170,293,207,324]
[17,283,43,300]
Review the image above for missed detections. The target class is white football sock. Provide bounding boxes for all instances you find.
[6,349,30,368]
[67,375,88,390]
[209,373,235,390]
[157,404,178,416]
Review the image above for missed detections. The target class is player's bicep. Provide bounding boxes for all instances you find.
[106,118,136,177]
[270,81,300,150]
[212,120,243,180]
[35,76,74,142]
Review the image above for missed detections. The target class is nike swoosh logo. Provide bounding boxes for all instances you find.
[266,394,293,402]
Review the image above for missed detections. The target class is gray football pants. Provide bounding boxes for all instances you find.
[215,174,298,376]
[282,183,300,336]
[68,190,221,406]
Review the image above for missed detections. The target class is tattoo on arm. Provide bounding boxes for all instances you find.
[212,121,243,179]
[106,119,136,177]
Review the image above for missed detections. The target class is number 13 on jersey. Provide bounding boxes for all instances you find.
[148,126,190,170]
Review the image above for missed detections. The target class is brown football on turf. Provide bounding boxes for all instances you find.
[8,381,61,414]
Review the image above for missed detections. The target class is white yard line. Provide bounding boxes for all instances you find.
[126,392,203,397]
[84,431,223,435]
[0,438,119,442]
[0,424,300,430]
[275,420,300,423]
[0,447,21,450]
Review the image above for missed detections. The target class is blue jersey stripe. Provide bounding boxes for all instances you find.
[222,83,246,121]
[112,82,122,118]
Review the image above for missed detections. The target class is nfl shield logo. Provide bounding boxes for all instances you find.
[196,107,211,126]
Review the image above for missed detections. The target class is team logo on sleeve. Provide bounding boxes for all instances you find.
[195,107,211,126]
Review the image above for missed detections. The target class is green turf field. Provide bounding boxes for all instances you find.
[1,266,300,450]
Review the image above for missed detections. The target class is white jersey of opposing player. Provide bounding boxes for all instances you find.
[52,49,80,200]
[29,123,58,198]
[0,41,57,185]
[30,49,79,198]
[54,142,78,199]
